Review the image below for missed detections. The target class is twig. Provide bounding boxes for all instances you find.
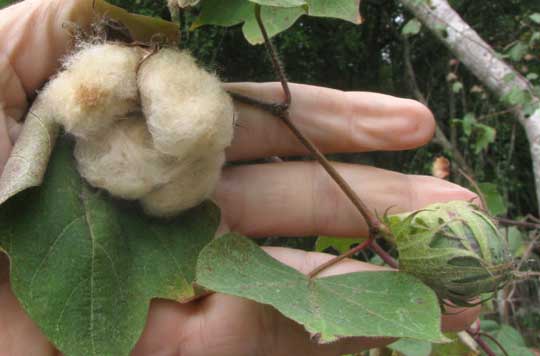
[466,327,507,356]
[308,239,372,278]
[370,240,398,268]
[232,5,395,279]
[517,232,539,272]
[478,332,510,356]
[458,168,488,209]
[255,6,291,109]
[497,217,540,230]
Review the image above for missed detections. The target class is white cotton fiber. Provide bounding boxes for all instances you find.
[74,117,183,200]
[141,153,225,217]
[41,43,142,138]
[40,43,233,217]
[138,49,234,160]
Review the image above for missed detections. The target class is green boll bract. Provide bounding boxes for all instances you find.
[384,200,514,307]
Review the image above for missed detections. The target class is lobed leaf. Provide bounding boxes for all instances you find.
[0,139,220,356]
[197,233,447,343]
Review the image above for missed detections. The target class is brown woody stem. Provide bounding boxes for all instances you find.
[255,6,291,109]
[233,5,396,278]
[308,239,372,278]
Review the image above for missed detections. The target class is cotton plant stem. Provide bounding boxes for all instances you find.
[234,5,395,279]
[232,91,385,236]
[497,217,540,230]
[308,239,372,279]
[370,241,398,268]
[465,326,509,356]
[251,5,383,234]
[254,6,291,109]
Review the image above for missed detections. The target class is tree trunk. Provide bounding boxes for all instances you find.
[400,0,540,208]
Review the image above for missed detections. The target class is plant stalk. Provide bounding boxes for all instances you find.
[234,4,398,278]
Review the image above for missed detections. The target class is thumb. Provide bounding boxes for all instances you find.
[0,0,178,121]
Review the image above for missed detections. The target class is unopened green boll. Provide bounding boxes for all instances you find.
[384,200,513,307]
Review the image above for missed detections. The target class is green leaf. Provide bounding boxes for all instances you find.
[388,338,432,356]
[0,139,220,356]
[193,0,306,44]
[478,182,507,216]
[531,32,540,46]
[530,13,540,24]
[507,41,528,62]
[462,112,476,136]
[503,72,517,83]
[402,18,422,36]
[502,86,529,106]
[248,0,306,7]
[197,233,447,343]
[523,102,540,117]
[192,0,254,28]
[505,227,525,257]
[452,82,463,93]
[307,0,362,24]
[242,5,306,44]
[431,333,473,356]
[315,236,364,254]
[194,0,361,44]
[526,73,539,81]
[484,324,536,356]
[474,124,496,154]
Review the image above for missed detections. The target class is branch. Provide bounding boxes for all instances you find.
[231,5,398,278]
[399,0,540,208]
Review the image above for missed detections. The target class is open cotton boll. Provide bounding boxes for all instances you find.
[141,153,225,217]
[40,43,142,138]
[138,48,234,159]
[75,118,183,200]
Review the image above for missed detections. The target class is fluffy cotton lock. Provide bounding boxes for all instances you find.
[39,42,233,217]
[74,117,185,200]
[138,49,235,159]
[40,43,142,138]
[141,153,225,217]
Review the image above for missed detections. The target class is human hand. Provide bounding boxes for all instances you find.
[0,1,480,355]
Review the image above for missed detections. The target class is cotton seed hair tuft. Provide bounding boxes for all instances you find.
[138,49,234,159]
[39,43,142,138]
[38,42,235,217]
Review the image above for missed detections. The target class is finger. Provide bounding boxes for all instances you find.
[0,0,177,118]
[0,253,57,355]
[216,161,479,237]
[225,82,435,161]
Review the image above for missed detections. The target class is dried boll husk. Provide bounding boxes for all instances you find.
[384,200,514,307]
[138,48,235,159]
[75,118,184,200]
[141,153,225,217]
[40,43,142,138]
